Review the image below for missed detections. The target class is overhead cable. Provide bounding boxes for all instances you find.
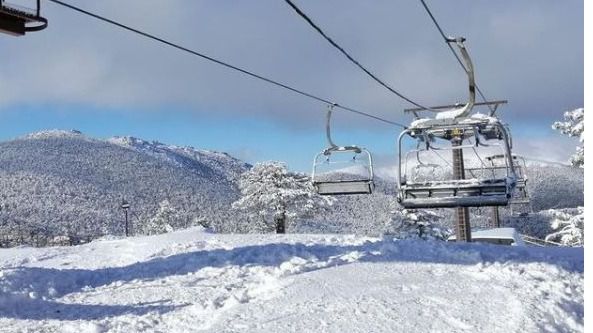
[418,0,495,112]
[47,0,407,128]
[283,0,434,111]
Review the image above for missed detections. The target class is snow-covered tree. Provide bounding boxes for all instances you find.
[143,200,176,235]
[553,108,584,167]
[232,162,333,233]
[386,208,450,240]
[544,207,583,246]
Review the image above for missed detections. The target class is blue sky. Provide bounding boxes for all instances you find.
[0,0,583,172]
[0,104,402,172]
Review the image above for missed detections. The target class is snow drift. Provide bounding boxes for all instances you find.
[0,228,583,332]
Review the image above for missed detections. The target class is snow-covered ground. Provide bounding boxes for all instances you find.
[0,228,583,333]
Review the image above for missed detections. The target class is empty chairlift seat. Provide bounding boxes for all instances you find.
[312,147,375,195]
[311,104,375,196]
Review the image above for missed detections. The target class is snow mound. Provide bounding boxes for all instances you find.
[0,229,583,332]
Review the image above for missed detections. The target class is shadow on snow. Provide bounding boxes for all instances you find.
[0,238,583,320]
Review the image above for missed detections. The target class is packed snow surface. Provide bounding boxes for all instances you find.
[0,228,583,333]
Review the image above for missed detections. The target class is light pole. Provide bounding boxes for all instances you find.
[121,199,130,237]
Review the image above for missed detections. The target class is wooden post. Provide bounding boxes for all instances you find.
[452,138,471,242]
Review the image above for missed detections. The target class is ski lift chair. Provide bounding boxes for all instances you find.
[397,37,517,209]
[311,105,374,195]
[397,121,517,208]
[312,146,374,195]
[0,0,47,36]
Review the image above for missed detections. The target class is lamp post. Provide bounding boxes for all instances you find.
[121,199,130,237]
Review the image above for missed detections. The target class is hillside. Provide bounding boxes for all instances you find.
[0,130,584,243]
[0,227,583,332]
[0,130,249,246]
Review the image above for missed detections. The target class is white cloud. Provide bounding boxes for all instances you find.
[0,0,582,130]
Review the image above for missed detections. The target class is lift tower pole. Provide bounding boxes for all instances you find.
[492,207,501,228]
[452,136,471,242]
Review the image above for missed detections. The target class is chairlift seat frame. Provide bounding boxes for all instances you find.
[0,0,47,36]
[311,104,375,196]
[312,146,375,196]
[397,118,517,209]
[397,37,517,210]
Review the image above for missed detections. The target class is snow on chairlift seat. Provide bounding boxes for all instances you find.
[314,179,374,195]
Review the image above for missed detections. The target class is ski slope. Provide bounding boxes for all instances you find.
[0,228,583,333]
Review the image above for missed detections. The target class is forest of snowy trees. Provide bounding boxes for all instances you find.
[0,131,248,246]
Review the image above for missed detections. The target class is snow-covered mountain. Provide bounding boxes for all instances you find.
[0,129,584,244]
[0,130,249,246]
[106,136,248,184]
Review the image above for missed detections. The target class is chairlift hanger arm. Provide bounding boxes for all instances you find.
[448,37,475,118]
[323,104,361,154]
[403,38,508,119]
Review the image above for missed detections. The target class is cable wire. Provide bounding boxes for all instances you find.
[418,0,495,112]
[283,0,433,111]
[47,0,407,128]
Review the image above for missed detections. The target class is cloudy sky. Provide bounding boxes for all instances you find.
[0,0,583,171]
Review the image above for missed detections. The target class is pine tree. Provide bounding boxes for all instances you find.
[386,208,450,241]
[553,108,584,167]
[545,207,583,246]
[143,200,176,235]
[232,162,333,233]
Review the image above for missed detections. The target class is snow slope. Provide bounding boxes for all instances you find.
[0,228,583,333]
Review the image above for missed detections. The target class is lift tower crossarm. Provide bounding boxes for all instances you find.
[404,100,508,118]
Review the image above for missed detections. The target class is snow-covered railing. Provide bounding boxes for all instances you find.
[522,235,563,247]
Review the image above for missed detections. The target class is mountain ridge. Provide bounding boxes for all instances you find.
[0,129,249,246]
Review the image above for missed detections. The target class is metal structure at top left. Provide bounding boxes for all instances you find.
[0,0,47,36]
